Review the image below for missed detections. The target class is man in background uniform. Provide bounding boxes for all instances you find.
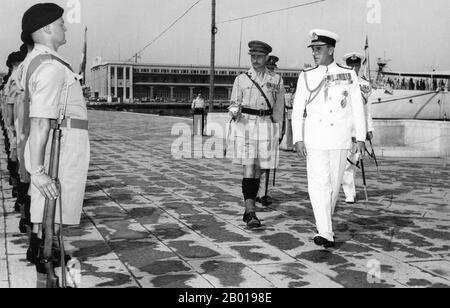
[341,52,374,204]
[5,49,32,233]
[191,92,206,136]
[228,41,285,228]
[292,30,366,248]
[19,3,90,271]
[281,85,295,151]
[4,53,23,201]
[256,55,280,207]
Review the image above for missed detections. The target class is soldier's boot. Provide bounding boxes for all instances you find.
[10,161,19,199]
[27,233,41,264]
[19,194,31,234]
[243,199,261,229]
[242,178,262,229]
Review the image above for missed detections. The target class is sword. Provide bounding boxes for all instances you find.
[368,139,380,172]
[265,169,271,201]
[360,156,369,202]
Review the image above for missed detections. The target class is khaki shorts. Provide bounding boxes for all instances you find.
[25,128,90,225]
[226,119,280,169]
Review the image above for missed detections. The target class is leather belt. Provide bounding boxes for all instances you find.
[51,118,89,130]
[286,107,293,110]
[241,108,273,117]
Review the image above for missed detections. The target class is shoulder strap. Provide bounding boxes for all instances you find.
[21,54,73,139]
[25,54,73,100]
[245,73,272,111]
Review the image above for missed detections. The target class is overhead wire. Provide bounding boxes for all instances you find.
[128,0,203,61]
[217,0,326,24]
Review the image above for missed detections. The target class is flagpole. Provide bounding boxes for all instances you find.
[366,36,372,83]
[81,27,88,86]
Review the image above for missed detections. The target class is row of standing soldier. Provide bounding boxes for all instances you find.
[0,3,90,287]
[226,29,374,248]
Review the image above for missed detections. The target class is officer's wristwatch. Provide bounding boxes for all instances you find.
[31,165,45,177]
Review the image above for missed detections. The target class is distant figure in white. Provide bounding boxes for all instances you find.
[341,52,374,204]
[192,93,206,136]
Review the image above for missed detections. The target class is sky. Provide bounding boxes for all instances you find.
[1,0,449,81]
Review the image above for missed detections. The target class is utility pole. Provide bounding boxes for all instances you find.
[209,0,216,113]
[238,20,243,68]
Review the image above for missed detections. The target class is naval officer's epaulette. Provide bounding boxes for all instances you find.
[303,66,318,72]
[337,63,353,70]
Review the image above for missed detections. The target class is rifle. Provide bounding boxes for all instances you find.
[42,82,70,288]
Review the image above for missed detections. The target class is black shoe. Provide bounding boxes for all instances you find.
[19,218,31,234]
[243,211,251,223]
[12,187,18,198]
[35,245,72,268]
[27,234,41,264]
[260,196,272,207]
[313,236,335,248]
[244,212,262,229]
[14,201,22,213]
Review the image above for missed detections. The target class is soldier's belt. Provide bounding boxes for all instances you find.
[286,107,293,110]
[241,108,273,117]
[50,118,89,131]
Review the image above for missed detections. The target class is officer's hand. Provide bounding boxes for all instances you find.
[356,141,366,158]
[31,174,59,200]
[295,141,307,158]
[366,131,373,141]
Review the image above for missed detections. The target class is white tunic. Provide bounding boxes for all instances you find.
[292,62,367,150]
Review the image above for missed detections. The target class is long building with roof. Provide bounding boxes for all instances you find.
[88,61,301,103]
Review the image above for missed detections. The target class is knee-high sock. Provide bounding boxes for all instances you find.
[242,178,260,201]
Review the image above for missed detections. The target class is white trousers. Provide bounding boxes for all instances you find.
[342,146,359,202]
[306,149,348,241]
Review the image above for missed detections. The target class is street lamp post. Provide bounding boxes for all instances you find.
[209,0,216,113]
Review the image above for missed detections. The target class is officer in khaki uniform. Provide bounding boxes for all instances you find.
[292,30,366,247]
[341,52,374,204]
[19,3,90,266]
[228,41,285,228]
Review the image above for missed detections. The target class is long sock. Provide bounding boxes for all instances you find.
[242,178,261,212]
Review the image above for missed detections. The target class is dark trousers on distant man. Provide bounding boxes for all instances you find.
[193,108,205,136]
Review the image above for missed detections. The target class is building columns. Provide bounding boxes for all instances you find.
[107,65,111,101]
[189,87,195,101]
[150,86,154,99]
[114,66,118,100]
[170,86,175,100]
[129,67,133,102]
[227,87,232,100]
[122,66,126,102]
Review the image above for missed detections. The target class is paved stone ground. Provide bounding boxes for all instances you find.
[1,110,449,288]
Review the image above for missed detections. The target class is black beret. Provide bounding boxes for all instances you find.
[6,51,26,68]
[248,41,272,56]
[21,3,64,43]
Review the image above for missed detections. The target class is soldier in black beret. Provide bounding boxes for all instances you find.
[19,3,91,287]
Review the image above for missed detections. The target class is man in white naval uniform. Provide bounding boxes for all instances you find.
[341,52,374,204]
[292,30,367,248]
